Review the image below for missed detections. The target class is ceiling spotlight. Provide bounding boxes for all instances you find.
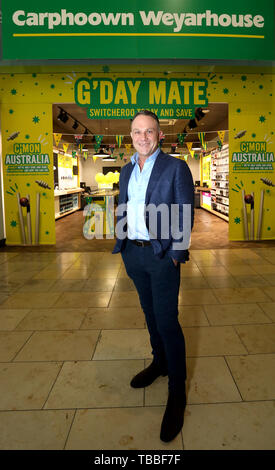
[57,109,68,123]
[188,119,197,130]
[102,156,116,162]
[62,112,69,123]
[72,120,79,130]
[169,146,180,157]
[195,108,205,121]
[93,150,109,157]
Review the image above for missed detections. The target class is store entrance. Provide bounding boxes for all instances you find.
[52,103,229,250]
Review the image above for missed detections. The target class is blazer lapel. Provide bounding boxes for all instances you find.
[145,152,167,204]
[121,163,135,202]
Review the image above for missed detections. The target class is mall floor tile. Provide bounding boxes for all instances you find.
[0,246,274,450]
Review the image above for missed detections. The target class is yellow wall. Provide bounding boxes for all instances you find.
[0,65,274,243]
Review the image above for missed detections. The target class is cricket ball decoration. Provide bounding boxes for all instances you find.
[244,194,254,208]
[19,197,30,208]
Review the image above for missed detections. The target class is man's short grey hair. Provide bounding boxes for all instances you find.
[131,110,160,129]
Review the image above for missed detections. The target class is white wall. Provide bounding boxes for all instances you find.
[79,157,125,189]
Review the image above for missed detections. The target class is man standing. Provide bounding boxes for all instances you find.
[113,110,194,442]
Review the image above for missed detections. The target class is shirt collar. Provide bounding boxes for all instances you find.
[130,147,160,165]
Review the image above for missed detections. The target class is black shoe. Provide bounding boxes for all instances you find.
[130,362,167,388]
[160,391,186,442]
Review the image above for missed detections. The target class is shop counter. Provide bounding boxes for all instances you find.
[54,188,84,219]
[83,189,119,238]
[195,187,228,221]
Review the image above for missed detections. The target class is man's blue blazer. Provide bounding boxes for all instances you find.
[112,151,194,263]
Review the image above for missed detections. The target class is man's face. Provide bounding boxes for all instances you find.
[130,115,160,159]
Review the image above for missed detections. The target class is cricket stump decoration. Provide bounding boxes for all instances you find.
[256,190,264,241]
[35,192,40,245]
[16,192,41,245]
[242,189,264,241]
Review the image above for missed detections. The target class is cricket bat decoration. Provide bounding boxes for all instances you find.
[16,193,27,245]
[17,194,32,244]
[16,191,41,246]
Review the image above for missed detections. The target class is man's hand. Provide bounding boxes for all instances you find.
[172,258,178,267]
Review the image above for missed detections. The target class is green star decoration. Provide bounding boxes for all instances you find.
[45,231,49,235]
[223,88,229,94]
[25,134,30,139]
[252,133,256,138]
[241,76,247,81]
[10,220,17,227]
[236,108,241,113]
[10,89,17,95]
[9,109,14,114]
[259,115,266,123]
[32,116,40,123]
[234,217,241,224]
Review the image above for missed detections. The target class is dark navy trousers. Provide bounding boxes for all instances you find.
[121,239,186,393]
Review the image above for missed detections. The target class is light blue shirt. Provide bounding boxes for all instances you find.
[127,148,160,240]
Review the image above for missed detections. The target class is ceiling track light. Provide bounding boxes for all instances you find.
[188,119,197,130]
[195,108,205,121]
[56,107,92,135]
[169,145,180,157]
[57,109,68,123]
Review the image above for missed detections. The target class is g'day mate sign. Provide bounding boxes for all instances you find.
[74,77,208,120]
[2,0,274,60]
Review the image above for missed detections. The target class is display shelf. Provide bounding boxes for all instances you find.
[204,144,229,221]
[54,188,84,219]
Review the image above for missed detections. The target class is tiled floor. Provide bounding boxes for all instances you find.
[0,247,275,450]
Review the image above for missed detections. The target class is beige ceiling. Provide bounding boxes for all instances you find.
[53,102,228,152]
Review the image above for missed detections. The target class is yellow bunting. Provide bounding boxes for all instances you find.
[186,142,193,153]
[125,144,132,153]
[218,131,225,145]
[116,135,124,148]
[62,143,69,153]
[53,133,62,146]
[93,156,98,163]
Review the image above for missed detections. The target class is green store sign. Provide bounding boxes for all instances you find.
[2,0,274,60]
[74,77,208,119]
